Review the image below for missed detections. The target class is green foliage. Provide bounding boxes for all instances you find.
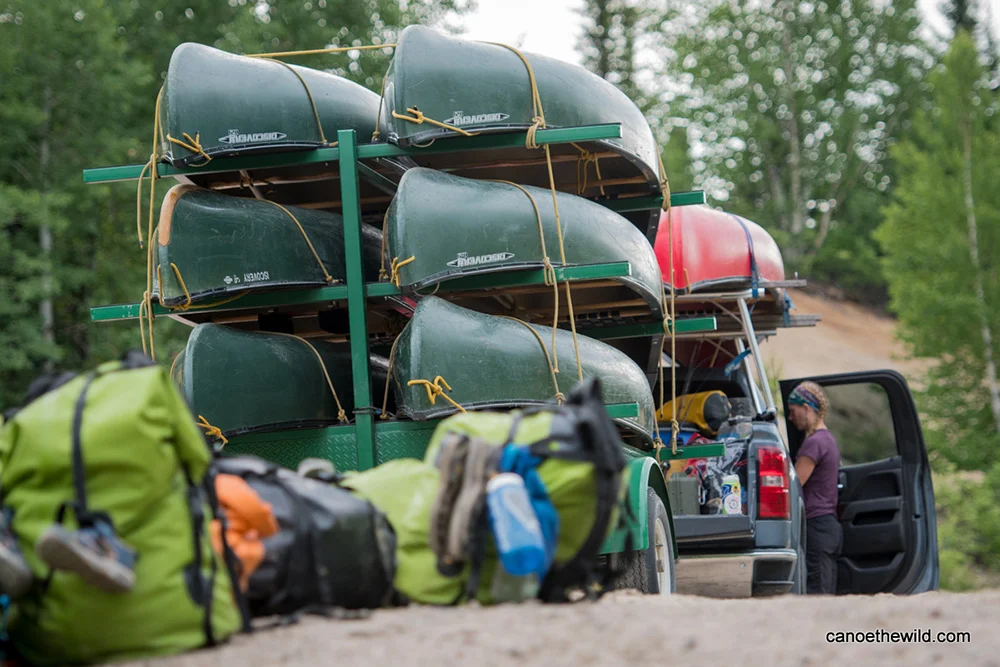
[876,32,1000,470]
[577,0,693,191]
[934,463,1000,590]
[656,0,932,297]
[0,0,470,410]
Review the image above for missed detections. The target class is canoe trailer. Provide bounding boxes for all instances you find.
[84,32,817,582]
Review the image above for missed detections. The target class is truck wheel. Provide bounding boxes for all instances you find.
[611,487,675,595]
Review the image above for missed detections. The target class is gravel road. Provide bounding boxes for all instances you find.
[127,589,1000,667]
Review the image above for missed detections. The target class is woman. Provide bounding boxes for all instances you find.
[788,381,842,595]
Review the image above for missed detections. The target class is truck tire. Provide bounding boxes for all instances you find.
[611,487,675,595]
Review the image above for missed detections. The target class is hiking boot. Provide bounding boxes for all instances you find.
[444,437,499,565]
[0,513,33,599]
[35,522,137,594]
[429,433,470,568]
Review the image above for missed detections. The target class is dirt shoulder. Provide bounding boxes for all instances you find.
[760,289,930,381]
[131,590,1000,667]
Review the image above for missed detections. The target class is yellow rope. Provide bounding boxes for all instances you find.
[245,43,396,59]
[389,255,415,287]
[166,132,213,165]
[260,200,337,285]
[498,315,565,405]
[653,180,679,462]
[391,107,481,137]
[571,142,606,196]
[657,151,672,212]
[264,332,349,423]
[379,210,391,280]
[491,180,561,372]
[490,42,583,382]
[380,334,402,420]
[266,59,334,146]
[372,70,391,142]
[156,263,251,312]
[169,351,182,383]
[407,376,467,413]
[197,415,229,446]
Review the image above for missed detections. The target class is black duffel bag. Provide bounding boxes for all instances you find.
[214,456,397,615]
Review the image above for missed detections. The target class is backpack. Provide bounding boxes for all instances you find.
[344,377,629,605]
[0,351,246,665]
[213,456,398,616]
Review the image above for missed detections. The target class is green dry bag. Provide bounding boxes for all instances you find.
[0,351,244,665]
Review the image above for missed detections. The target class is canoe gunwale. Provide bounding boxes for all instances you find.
[391,129,660,191]
[162,141,329,169]
[157,279,334,309]
[216,417,352,440]
[397,264,664,320]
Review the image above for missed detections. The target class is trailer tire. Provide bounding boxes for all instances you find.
[611,487,675,595]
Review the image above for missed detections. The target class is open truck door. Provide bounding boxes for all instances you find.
[780,370,939,594]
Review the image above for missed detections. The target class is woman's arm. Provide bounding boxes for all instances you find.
[795,455,816,486]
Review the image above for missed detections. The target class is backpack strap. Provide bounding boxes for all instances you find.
[523,379,628,602]
[203,465,253,633]
[180,464,217,647]
[69,372,99,526]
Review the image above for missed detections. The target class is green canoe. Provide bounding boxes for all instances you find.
[387,297,656,445]
[180,323,356,436]
[384,168,664,324]
[381,26,662,240]
[155,185,383,308]
[159,43,386,166]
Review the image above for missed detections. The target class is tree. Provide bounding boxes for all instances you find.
[656,0,933,280]
[0,0,472,410]
[0,0,150,407]
[942,0,978,34]
[876,32,1000,470]
[578,0,693,191]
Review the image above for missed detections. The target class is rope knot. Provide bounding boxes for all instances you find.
[407,376,466,413]
[542,257,557,287]
[167,132,212,165]
[525,116,546,150]
[337,407,348,423]
[555,391,566,405]
[390,255,415,287]
[197,415,228,446]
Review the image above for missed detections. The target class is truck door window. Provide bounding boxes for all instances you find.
[821,382,899,466]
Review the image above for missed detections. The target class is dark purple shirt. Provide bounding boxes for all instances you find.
[797,429,840,519]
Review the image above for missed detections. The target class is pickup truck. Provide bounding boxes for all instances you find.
[658,289,939,597]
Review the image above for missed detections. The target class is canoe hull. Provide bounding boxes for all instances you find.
[181,324,355,436]
[156,185,383,307]
[381,26,662,240]
[654,206,785,294]
[160,43,386,166]
[385,168,663,323]
[389,297,656,446]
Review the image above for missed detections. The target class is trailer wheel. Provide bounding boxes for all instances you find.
[611,487,675,595]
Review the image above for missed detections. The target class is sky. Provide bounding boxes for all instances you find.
[455,0,1000,67]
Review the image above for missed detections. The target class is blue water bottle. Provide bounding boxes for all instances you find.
[486,473,547,577]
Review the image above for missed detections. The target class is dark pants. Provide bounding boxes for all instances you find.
[806,514,842,594]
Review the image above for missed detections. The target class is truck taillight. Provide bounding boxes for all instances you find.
[757,446,790,520]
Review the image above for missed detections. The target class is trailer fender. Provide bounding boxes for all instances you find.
[600,454,678,560]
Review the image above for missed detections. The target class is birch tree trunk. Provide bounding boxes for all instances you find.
[38,86,55,361]
[961,121,1000,433]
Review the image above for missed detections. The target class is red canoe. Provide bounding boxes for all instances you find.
[653,205,784,293]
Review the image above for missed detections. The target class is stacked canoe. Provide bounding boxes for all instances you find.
[152,26,812,461]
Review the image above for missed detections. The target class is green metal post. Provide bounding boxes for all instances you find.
[338,129,376,470]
